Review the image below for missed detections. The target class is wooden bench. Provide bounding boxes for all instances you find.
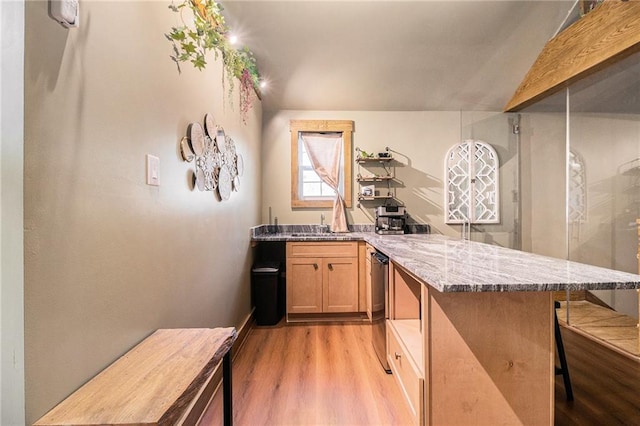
[34,327,237,426]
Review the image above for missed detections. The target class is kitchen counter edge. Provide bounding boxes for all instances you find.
[251,230,640,293]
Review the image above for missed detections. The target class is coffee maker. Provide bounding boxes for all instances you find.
[375,206,407,235]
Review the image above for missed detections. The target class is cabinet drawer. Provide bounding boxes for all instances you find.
[287,241,358,258]
[387,322,424,425]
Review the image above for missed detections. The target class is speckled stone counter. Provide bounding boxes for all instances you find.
[251,225,640,293]
[251,224,368,241]
[366,233,640,293]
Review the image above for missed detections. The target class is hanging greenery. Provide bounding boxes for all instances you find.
[166,0,261,123]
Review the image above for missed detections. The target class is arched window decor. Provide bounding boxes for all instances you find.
[569,150,587,223]
[445,140,500,224]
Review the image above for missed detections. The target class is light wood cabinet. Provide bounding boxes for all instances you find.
[287,257,323,313]
[323,257,359,312]
[286,242,359,316]
[388,262,424,425]
[388,320,424,425]
[388,260,553,425]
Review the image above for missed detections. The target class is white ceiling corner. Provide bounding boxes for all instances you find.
[222,0,575,112]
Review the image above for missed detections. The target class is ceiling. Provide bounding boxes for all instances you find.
[222,0,576,112]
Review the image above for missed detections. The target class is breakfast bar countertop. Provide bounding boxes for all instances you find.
[250,225,640,293]
[365,233,640,293]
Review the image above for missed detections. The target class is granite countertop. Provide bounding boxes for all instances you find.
[250,224,428,241]
[365,234,640,292]
[250,225,640,293]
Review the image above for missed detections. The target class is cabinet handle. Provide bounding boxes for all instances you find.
[313,263,318,270]
[395,352,401,360]
[328,263,333,271]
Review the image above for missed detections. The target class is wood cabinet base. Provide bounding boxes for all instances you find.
[389,261,554,425]
[286,242,361,318]
[424,290,554,425]
[388,320,424,425]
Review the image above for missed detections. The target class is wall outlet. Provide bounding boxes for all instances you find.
[146,155,160,186]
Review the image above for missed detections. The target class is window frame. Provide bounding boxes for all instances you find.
[290,120,353,208]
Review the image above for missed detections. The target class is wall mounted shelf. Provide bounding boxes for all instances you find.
[357,195,394,201]
[356,157,394,164]
[355,149,398,208]
[357,176,394,183]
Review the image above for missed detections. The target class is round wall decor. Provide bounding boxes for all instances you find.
[180,113,243,201]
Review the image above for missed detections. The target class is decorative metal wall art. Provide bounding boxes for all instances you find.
[180,113,243,200]
[445,139,500,224]
[569,150,587,223]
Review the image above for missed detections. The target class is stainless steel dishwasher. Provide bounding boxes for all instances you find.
[371,251,390,373]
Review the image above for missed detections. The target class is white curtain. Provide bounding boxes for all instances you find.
[301,133,349,232]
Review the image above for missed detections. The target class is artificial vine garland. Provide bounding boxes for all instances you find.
[166,0,261,123]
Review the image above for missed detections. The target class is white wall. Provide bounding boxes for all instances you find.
[263,110,462,234]
[24,1,261,423]
[519,112,567,259]
[0,1,26,424]
[519,109,640,319]
[460,111,521,248]
[570,113,640,318]
[263,110,519,246]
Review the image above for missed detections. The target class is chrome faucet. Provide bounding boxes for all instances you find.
[320,213,329,233]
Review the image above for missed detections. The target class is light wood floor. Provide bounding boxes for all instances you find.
[199,322,414,425]
[201,321,640,426]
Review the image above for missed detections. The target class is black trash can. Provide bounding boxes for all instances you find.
[251,261,283,326]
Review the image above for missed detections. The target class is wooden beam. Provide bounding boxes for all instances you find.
[505,0,640,112]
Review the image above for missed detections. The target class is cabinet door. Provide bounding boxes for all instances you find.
[323,257,359,312]
[287,257,323,314]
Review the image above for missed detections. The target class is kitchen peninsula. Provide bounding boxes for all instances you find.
[251,228,640,425]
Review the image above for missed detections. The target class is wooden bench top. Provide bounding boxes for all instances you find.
[35,327,237,426]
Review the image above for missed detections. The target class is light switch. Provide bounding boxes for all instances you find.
[146,155,160,186]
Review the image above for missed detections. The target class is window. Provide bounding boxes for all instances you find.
[445,139,500,224]
[299,138,340,198]
[290,120,353,208]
